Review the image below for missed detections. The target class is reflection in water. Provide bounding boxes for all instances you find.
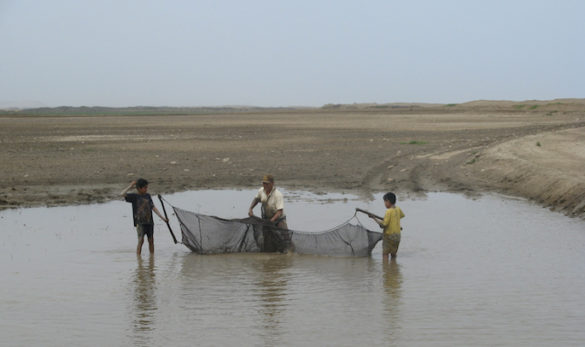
[382,259,403,339]
[131,255,157,345]
[253,255,292,346]
[3,191,583,346]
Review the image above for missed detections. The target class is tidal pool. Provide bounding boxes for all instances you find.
[1,190,584,346]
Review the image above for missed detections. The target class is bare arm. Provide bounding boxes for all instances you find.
[369,215,385,228]
[121,181,136,197]
[152,206,168,223]
[270,209,283,223]
[248,197,260,217]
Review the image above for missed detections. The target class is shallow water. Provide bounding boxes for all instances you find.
[1,190,585,346]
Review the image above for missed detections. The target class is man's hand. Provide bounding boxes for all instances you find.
[248,208,254,217]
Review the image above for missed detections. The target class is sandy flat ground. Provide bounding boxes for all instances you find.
[1,100,584,218]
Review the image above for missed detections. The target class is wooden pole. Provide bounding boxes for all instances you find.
[158,194,178,244]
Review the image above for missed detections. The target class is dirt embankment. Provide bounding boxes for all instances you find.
[1,99,584,219]
[460,127,585,217]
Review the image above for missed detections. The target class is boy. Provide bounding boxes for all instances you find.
[121,178,168,255]
[370,192,405,260]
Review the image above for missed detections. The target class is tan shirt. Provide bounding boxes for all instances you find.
[255,187,285,219]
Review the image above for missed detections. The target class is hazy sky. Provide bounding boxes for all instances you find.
[1,0,584,107]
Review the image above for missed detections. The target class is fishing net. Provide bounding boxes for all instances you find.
[171,206,382,257]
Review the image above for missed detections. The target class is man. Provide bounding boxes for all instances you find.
[248,174,290,252]
[248,174,288,229]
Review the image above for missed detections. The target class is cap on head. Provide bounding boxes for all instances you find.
[262,174,274,184]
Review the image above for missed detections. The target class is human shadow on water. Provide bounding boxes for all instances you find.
[131,255,158,344]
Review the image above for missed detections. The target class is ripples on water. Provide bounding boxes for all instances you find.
[1,191,585,346]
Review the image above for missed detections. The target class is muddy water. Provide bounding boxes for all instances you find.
[1,191,584,346]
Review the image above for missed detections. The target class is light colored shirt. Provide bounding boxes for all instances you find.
[381,206,405,235]
[255,187,285,219]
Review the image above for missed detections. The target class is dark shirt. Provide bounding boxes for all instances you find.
[125,193,154,226]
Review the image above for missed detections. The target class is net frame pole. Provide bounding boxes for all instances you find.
[355,208,384,220]
[158,194,178,244]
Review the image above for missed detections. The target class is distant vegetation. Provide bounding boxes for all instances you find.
[3,99,584,116]
[402,140,427,145]
[513,104,541,111]
[0,106,299,116]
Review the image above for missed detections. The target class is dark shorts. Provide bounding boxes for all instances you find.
[136,224,154,239]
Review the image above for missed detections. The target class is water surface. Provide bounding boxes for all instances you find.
[1,190,584,346]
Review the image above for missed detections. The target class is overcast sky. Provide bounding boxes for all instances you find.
[1,0,584,108]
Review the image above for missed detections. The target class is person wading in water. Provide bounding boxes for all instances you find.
[248,174,290,252]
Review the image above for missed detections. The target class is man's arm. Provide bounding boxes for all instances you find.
[121,181,136,197]
[248,197,260,217]
[270,209,283,223]
[270,190,285,222]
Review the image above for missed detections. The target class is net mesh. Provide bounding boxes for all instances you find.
[172,206,382,257]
